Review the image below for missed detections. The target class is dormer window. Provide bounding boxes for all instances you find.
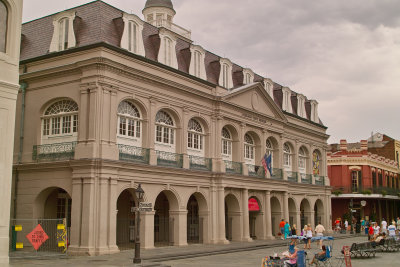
[310,100,319,123]
[264,79,273,98]
[297,94,307,118]
[189,45,206,80]
[49,10,76,52]
[219,58,233,89]
[242,68,254,85]
[158,29,178,68]
[0,0,7,53]
[120,14,145,57]
[282,87,292,113]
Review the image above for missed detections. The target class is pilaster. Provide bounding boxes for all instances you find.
[242,188,252,242]
[265,191,274,239]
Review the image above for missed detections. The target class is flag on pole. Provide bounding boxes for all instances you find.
[261,153,272,176]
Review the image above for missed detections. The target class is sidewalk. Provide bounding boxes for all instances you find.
[10,233,359,267]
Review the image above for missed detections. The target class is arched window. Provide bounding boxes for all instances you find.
[283,143,291,170]
[221,127,232,159]
[244,134,254,160]
[266,139,274,168]
[117,101,141,140]
[155,110,174,145]
[0,0,7,53]
[42,99,78,142]
[58,17,69,51]
[298,147,307,174]
[187,119,203,151]
[128,21,138,53]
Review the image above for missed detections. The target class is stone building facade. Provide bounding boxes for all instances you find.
[13,0,331,255]
[328,139,400,225]
[0,0,23,264]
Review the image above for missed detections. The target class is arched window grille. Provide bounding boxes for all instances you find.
[187,119,203,150]
[221,127,232,156]
[117,101,141,139]
[0,0,7,53]
[155,110,174,145]
[42,100,78,138]
[244,133,254,160]
[283,143,291,168]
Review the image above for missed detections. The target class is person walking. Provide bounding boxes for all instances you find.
[315,222,325,249]
[388,221,396,237]
[306,224,313,249]
[344,220,348,233]
[284,221,291,239]
[291,224,297,236]
[381,218,387,234]
[302,225,308,249]
[368,224,374,240]
[279,219,286,240]
[396,217,400,231]
[373,222,380,236]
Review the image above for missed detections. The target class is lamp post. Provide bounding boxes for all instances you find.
[349,198,354,234]
[133,184,145,264]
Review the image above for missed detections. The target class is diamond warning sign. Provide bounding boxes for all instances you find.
[26,224,49,250]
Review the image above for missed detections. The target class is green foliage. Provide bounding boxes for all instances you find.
[332,190,342,196]
[381,190,387,196]
[361,189,372,195]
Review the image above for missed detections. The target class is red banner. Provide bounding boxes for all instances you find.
[248,198,260,211]
[26,224,49,250]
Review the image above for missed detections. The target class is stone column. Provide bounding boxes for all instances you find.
[69,178,83,252]
[283,192,289,221]
[140,211,155,249]
[182,108,189,169]
[242,188,252,241]
[169,210,188,246]
[310,211,315,229]
[108,178,118,251]
[295,212,301,234]
[217,186,228,243]
[210,182,218,243]
[265,191,274,239]
[148,98,157,165]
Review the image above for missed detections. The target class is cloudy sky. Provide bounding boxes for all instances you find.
[22,0,400,143]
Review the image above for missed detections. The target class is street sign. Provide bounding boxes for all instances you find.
[26,224,49,250]
[139,202,152,211]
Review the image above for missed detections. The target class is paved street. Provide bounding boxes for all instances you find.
[9,234,400,266]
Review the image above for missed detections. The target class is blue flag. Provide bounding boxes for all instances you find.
[262,153,272,176]
[266,154,272,175]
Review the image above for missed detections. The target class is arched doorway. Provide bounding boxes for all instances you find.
[225,194,241,241]
[34,187,72,251]
[187,195,199,243]
[116,189,136,250]
[154,192,170,246]
[300,199,311,229]
[270,196,282,236]
[314,199,324,226]
[248,197,262,239]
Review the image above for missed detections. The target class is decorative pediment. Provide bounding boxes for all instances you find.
[222,83,286,121]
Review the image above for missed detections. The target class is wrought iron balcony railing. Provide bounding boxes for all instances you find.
[224,160,242,175]
[271,168,283,180]
[300,173,312,184]
[118,144,150,164]
[156,151,183,168]
[189,156,212,171]
[314,175,325,186]
[247,165,265,178]
[32,142,77,162]
[286,171,298,182]
[332,186,399,196]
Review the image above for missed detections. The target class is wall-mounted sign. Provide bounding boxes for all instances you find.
[248,198,260,211]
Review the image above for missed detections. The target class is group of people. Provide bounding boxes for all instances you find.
[279,219,326,248]
[278,219,298,239]
[367,218,400,240]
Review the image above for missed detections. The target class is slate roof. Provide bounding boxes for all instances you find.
[20,0,323,127]
[144,0,174,11]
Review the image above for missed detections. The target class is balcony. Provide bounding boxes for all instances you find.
[314,175,325,186]
[32,142,77,162]
[224,161,242,175]
[156,151,183,168]
[189,156,212,171]
[286,171,298,182]
[118,144,149,164]
[248,165,265,178]
[300,173,312,184]
[271,168,283,180]
[332,186,400,197]
[149,19,191,40]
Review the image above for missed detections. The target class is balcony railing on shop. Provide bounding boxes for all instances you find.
[248,165,265,178]
[332,186,400,196]
[118,144,150,164]
[286,171,298,182]
[300,173,312,184]
[32,142,77,161]
[224,160,242,175]
[314,175,325,186]
[271,168,283,180]
[189,156,212,171]
[156,151,183,168]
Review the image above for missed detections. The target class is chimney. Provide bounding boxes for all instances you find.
[340,140,347,151]
[360,140,368,151]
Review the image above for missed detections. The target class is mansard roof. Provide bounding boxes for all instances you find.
[144,0,174,11]
[20,0,324,127]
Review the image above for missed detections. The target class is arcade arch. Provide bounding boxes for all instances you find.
[224,194,241,241]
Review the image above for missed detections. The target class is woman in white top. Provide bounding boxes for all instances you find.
[306,224,313,249]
